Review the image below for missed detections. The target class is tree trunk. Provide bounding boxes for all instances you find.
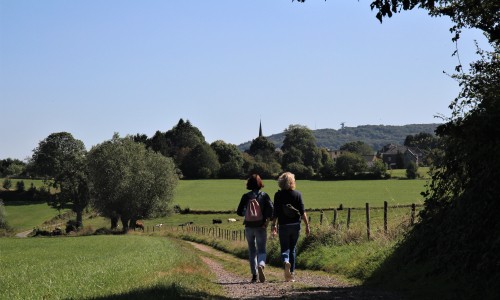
[129,218,137,230]
[121,217,130,232]
[110,216,119,230]
[76,210,83,228]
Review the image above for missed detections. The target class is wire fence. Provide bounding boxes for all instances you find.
[157,201,422,241]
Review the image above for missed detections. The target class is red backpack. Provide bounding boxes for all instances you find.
[244,192,263,227]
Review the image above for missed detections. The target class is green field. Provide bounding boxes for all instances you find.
[174,178,429,211]
[0,235,222,299]
[2,178,428,233]
[2,202,69,231]
[1,178,426,300]
[0,178,47,191]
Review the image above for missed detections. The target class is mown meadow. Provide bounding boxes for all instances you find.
[0,235,224,299]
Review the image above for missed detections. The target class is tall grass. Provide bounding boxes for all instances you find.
[0,235,224,299]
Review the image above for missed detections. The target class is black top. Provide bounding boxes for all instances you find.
[236,190,273,227]
[273,189,305,225]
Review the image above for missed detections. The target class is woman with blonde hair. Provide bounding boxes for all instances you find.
[271,172,310,282]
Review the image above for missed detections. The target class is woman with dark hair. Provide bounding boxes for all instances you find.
[237,174,273,283]
[271,172,310,282]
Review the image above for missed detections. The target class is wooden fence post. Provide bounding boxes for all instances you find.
[347,208,351,230]
[332,209,337,227]
[384,201,388,234]
[365,203,371,240]
[320,210,324,225]
[410,203,416,225]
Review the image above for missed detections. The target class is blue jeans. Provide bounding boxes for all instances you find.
[245,226,267,275]
[278,223,301,273]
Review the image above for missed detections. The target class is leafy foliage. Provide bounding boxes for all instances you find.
[335,152,368,178]
[30,132,89,226]
[211,140,245,178]
[0,158,26,177]
[87,134,179,230]
[246,136,281,178]
[340,141,374,155]
[370,47,500,299]
[405,161,418,179]
[282,125,322,173]
[369,0,500,46]
[2,178,12,190]
[181,143,220,179]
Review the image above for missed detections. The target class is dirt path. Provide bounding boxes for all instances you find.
[15,229,33,238]
[187,241,404,299]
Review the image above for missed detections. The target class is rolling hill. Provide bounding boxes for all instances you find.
[238,123,440,152]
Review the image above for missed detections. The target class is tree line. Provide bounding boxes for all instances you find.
[131,119,439,180]
[0,120,438,231]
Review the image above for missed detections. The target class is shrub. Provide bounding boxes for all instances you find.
[16,181,25,192]
[2,178,12,190]
[406,161,418,179]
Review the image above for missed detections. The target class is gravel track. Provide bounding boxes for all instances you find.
[187,241,404,300]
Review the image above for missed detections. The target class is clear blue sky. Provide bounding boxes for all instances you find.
[0,0,489,160]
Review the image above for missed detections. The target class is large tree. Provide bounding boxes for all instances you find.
[165,119,206,160]
[315,0,500,296]
[31,132,85,179]
[148,130,170,157]
[0,158,26,177]
[247,136,281,178]
[295,8,498,291]
[30,132,89,226]
[248,136,276,157]
[281,125,322,175]
[87,134,178,230]
[400,48,498,296]
[340,141,374,155]
[57,153,89,227]
[404,132,439,149]
[181,143,220,179]
[335,152,368,178]
[211,140,244,178]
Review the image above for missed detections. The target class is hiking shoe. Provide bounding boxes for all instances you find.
[284,262,292,282]
[258,265,266,283]
[290,272,296,282]
[251,274,257,283]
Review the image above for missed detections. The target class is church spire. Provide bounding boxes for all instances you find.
[259,120,263,137]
